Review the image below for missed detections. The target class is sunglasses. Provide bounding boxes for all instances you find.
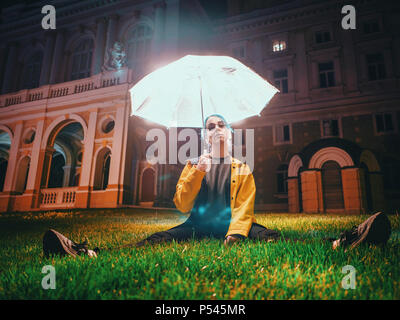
[206,121,226,130]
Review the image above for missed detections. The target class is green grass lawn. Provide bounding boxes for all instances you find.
[0,209,399,300]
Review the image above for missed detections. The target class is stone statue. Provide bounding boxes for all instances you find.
[102,41,126,71]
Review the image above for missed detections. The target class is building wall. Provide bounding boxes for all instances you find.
[0,0,399,213]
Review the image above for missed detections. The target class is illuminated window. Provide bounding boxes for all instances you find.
[318,61,335,88]
[70,39,93,80]
[272,40,286,52]
[273,69,288,93]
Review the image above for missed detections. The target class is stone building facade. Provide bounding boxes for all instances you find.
[0,0,399,214]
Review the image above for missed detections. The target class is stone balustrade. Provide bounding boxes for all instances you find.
[0,67,131,108]
[40,187,78,208]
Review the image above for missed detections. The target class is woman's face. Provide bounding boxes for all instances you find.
[205,116,230,147]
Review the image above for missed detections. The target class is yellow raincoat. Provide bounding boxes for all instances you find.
[173,157,256,238]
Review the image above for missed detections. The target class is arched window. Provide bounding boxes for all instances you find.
[48,152,65,188]
[23,52,43,89]
[0,130,11,192]
[102,153,111,190]
[0,158,7,192]
[276,164,288,193]
[126,24,153,68]
[141,168,155,202]
[93,148,111,190]
[70,39,94,80]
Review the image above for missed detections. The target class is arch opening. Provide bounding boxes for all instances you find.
[0,130,11,192]
[43,122,84,188]
[321,160,344,211]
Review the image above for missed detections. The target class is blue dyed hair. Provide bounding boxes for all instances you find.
[204,114,234,133]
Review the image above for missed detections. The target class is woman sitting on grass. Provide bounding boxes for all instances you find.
[136,114,281,246]
[43,114,392,257]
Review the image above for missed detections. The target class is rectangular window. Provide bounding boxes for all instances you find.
[375,113,394,133]
[318,62,335,88]
[277,165,288,193]
[366,53,386,81]
[315,31,331,43]
[363,20,380,34]
[272,40,286,52]
[322,119,339,137]
[275,124,290,143]
[273,69,288,93]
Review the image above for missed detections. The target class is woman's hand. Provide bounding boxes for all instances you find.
[196,153,211,172]
[224,235,241,246]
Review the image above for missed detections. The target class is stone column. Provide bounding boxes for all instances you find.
[93,17,107,75]
[1,43,18,94]
[109,106,126,186]
[39,32,55,86]
[49,31,65,84]
[164,0,179,59]
[40,147,55,188]
[341,167,362,214]
[3,122,23,192]
[0,46,8,92]
[62,165,72,187]
[105,15,119,57]
[151,2,166,58]
[300,170,322,213]
[340,29,358,92]
[26,119,44,191]
[294,31,309,101]
[75,110,97,208]
[287,177,300,213]
[251,38,264,75]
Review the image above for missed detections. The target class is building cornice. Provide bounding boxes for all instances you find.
[0,0,158,40]
[213,0,377,35]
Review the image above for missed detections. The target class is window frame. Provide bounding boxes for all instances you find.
[365,52,386,81]
[272,40,287,53]
[273,68,288,94]
[126,23,153,68]
[373,112,397,135]
[314,30,332,44]
[276,164,289,194]
[320,118,342,138]
[362,19,381,35]
[22,51,43,89]
[70,38,94,81]
[318,61,335,88]
[273,123,292,145]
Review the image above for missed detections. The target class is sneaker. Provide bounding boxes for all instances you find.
[43,229,97,258]
[332,212,391,250]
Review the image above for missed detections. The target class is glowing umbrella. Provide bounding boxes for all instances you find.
[129,55,279,128]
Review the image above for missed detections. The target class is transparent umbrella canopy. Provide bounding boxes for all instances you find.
[129,55,279,128]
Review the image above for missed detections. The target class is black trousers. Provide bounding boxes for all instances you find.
[137,219,281,245]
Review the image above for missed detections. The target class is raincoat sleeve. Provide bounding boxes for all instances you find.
[173,160,206,213]
[226,164,256,238]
